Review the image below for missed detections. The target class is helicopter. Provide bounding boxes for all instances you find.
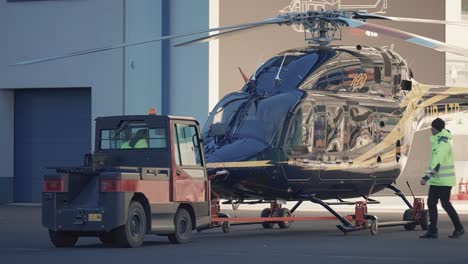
[15,9,468,231]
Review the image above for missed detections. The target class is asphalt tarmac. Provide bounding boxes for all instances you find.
[1,205,468,264]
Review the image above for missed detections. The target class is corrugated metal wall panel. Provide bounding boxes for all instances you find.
[14,88,91,202]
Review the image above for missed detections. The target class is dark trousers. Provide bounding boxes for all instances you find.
[428,185,464,233]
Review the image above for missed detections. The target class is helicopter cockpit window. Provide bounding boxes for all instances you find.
[233,93,299,145]
[203,93,248,137]
[251,53,319,93]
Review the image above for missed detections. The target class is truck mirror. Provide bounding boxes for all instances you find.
[192,134,200,147]
[401,80,412,91]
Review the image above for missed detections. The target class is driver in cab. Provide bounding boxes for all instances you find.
[120,128,148,149]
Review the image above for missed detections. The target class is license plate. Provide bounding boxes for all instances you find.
[88,213,102,222]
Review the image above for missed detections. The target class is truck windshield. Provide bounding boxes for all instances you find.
[100,121,167,150]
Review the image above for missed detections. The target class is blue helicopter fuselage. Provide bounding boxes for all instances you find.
[202,45,441,201]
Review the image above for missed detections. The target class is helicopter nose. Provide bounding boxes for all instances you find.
[204,137,269,163]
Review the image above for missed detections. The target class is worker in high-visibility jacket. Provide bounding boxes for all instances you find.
[120,129,148,149]
[419,118,464,239]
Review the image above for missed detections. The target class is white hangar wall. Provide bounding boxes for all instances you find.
[0,0,211,203]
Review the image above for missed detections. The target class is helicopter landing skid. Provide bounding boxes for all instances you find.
[337,185,430,235]
[304,195,378,235]
[206,187,427,236]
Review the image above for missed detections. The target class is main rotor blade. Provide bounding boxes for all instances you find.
[174,22,281,47]
[14,16,288,65]
[340,17,468,57]
[14,38,160,65]
[355,12,468,26]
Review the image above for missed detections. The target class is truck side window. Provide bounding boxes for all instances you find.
[149,128,166,148]
[173,124,202,166]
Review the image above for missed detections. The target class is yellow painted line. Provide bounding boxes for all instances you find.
[424,85,468,95]
[354,82,459,164]
[418,95,448,108]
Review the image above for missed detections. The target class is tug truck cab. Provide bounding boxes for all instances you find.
[42,114,210,248]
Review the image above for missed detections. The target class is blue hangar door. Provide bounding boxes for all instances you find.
[14,88,91,202]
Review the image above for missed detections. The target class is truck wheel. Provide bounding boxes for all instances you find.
[114,201,146,248]
[261,208,274,229]
[277,208,292,229]
[48,230,78,248]
[98,232,115,245]
[168,208,193,244]
[403,209,416,230]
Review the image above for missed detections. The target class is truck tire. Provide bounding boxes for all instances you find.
[114,201,146,248]
[49,230,78,248]
[98,232,115,245]
[168,208,193,244]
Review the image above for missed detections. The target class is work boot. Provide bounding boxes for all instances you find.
[449,229,465,239]
[419,231,438,239]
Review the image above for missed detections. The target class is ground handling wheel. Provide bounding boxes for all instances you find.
[222,221,230,233]
[113,201,147,248]
[168,208,193,244]
[277,208,293,229]
[403,209,417,231]
[420,209,429,230]
[370,219,379,236]
[48,230,78,248]
[261,208,275,229]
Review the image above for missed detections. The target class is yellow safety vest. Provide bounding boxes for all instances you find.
[133,139,148,149]
[426,129,456,187]
[120,139,147,149]
[120,141,131,149]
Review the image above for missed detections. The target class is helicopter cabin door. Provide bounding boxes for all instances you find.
[282,102,320,184]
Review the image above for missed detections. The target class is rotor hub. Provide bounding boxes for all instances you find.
[279,10,357,46]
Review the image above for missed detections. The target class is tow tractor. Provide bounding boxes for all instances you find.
[43,112,428,248]
[43,113,211,247]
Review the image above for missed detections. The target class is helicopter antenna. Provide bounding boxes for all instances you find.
[275,53,288,82]
[302,0,307,39]
[251,55,263,81]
